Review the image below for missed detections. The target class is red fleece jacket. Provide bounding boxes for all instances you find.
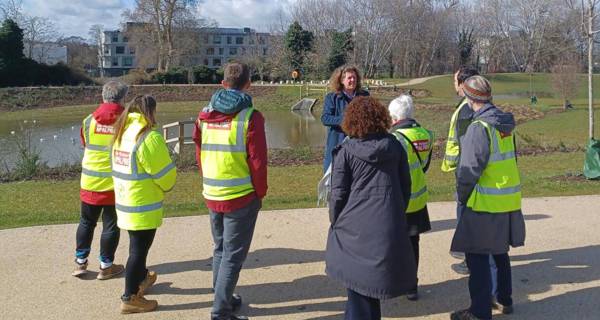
[193,109,268,213]
[80,103,124,206]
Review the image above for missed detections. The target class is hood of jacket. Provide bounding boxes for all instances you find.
[344,134,400,164]
[473,103,515,134]
[205,88,252,115]
[93,102,124,125]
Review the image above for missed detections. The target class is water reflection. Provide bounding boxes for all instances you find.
[0,110,327,169]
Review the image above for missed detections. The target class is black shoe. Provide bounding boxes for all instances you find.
[232,293,242,311]
[406,288,419,301]
[491,298,514,314]
[451,260,470,275]
[450,309,485,320]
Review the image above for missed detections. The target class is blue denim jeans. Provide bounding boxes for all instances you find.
[465,253,513,320]
[210,198,261,319]
[457,202,498,297]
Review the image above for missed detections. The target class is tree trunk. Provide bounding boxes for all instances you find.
[589,5,595,140]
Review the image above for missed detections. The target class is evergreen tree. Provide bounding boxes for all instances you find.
[284,21,314,72]
[0,19,25,64]
[327,28,353,72]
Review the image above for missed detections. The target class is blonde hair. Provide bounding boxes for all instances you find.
[329,65,362,93]
[112,95,157,146]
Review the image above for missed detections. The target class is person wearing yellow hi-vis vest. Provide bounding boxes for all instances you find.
[444,66,481,277]
[441,66,479,173]
[192,63,268,320]
[111,95,176,314]
[72,81,128,280]
[450,76,525,320]
[388,95,433,302]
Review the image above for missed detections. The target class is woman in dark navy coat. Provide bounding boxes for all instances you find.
[325,96,417,320]
[321,65,369,172]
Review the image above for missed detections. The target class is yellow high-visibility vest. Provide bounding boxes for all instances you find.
[112,113,176,230]
[441,98,469,172]
[466,120,521,213]
[81,115,115,192]
[200,107,255,201]
[393,126,433,213]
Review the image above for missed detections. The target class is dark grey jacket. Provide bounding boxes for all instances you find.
[325,133,417,299]
[451,103,526,254]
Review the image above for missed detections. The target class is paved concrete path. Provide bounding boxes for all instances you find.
[394,75,446,87]
[2,195,600,319]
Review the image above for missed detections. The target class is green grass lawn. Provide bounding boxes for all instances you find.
[411,73,600,109]
[0,152,595,230]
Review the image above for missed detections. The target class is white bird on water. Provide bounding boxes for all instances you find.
[10,131,15,135]
[71,126,75,131]
[40,138,44,142]
[53,135,58,140]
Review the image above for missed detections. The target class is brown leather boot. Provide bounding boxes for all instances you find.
[138,271,157,296]
[120,293,158,314]
[97,264,125,280]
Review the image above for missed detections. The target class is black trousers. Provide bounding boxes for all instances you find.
[410,235,420,290]
[465,253,513,320]
[344,289,381,320]
[75,202,120,263]
[124,229,156,296]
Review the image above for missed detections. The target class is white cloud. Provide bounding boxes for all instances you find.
[21,0,133,39]
[17,0,296,39]
[197,0,296,31]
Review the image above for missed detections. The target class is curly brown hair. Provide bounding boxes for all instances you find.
[342,96,392,138]
[329,65,362,93]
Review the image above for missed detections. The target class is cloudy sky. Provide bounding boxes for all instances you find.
[17,0,296,40]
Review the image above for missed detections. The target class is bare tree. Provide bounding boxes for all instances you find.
[551,63,581,109]
[124,0,202,72]
[22,16,57,59]
[567,0,600,139]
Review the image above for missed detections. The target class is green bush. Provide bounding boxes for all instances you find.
[152,67,189,84]
[191,65,213,84]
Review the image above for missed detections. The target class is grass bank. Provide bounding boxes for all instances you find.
[0,152,596,230]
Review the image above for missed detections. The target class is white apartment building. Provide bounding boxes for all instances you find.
[98,25,270,77]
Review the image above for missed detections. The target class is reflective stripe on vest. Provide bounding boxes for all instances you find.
[394,127,431,214]
[112,113,175,230]
[80,115,115,192]
[200,107,255,200]
[466,120,521,213]
[441,99,468,172]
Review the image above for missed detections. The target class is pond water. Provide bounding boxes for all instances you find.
[0,109,327,169]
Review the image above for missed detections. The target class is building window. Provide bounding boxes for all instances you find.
[112,57,119,66]
[116,46,125,54]
[203,35,209,44]
[104,48,110,55]
[213,58,221,67]
[259,36,265,45]
[236,37,243,44]
[227,36,232,44]
[229,47,237,55]
[129,47,136,55]
[123,57,133,67]
[213,36,221,44]
[249,37,255,45]
[112,35,118,42]
[206,47,214,55]
[123,36,128,42]
[219,47,224,55]
[241,47,246,55]
[203,58,209,66]
[263,48,268,56]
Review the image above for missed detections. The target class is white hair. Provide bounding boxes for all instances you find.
[388,94,414,122]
